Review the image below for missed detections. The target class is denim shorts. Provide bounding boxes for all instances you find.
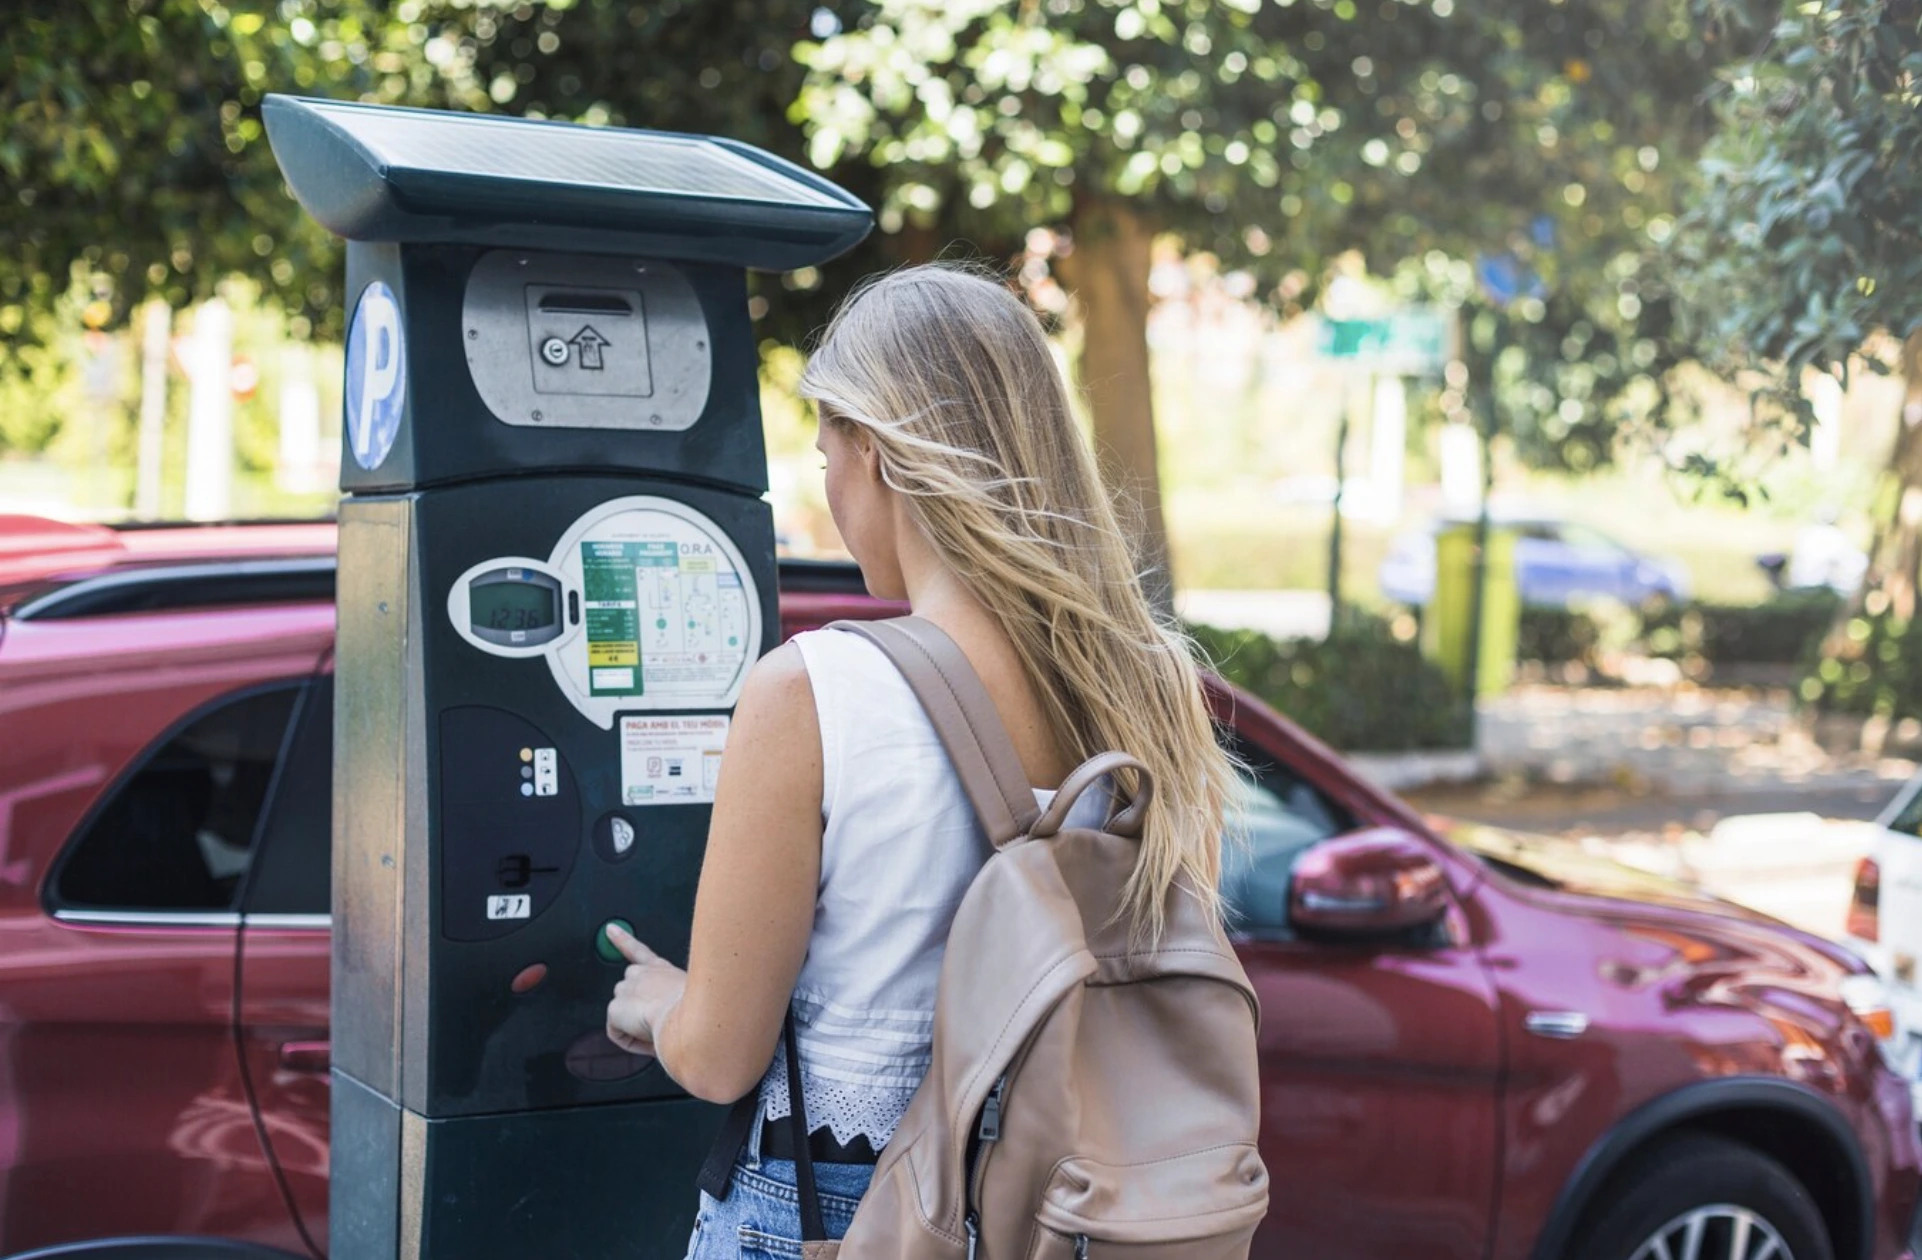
[683,1117,876,1260]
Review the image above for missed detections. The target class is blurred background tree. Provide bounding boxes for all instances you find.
[792,0,1727,604]
[1670,0,1922,718]
[0,0,433,360]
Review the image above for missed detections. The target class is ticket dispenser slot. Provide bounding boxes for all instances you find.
[264,95,871,1260]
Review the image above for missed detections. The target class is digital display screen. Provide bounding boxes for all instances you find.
[470,577,558,633]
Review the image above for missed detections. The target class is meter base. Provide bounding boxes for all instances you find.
[333,1067,725,1259]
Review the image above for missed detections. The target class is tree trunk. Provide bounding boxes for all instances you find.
[1058,196,1174,616]
[1822,330,1922,659]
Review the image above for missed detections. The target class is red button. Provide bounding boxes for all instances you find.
[510,963,548,994]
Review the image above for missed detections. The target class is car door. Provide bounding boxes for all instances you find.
[4,681,306,1254]
[1223,737,1502,1260]
[1553,523,1642,604]
[237,672,334,1259]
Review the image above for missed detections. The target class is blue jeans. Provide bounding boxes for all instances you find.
[685,1117,876,1260]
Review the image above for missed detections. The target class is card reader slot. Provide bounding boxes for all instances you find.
[538,292,634,316]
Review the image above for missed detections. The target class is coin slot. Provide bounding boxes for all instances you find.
[538,292,635,316]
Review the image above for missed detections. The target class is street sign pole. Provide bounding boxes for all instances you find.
[1462,307,1506,743]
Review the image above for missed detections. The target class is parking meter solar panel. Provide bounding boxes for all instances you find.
[263,95,872,271]
[339,107,847,207]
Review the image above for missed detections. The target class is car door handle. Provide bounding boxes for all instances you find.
[1524,1011,1590,1040]
[278,1040,331,1073]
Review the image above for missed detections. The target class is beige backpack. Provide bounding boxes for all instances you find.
[795,616,1270,1260]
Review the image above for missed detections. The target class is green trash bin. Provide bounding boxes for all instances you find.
[1422,521,1519,698]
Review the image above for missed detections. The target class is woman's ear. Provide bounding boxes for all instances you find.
[854,426,883,483]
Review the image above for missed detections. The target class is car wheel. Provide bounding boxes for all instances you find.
[1570,1135,1832,1260]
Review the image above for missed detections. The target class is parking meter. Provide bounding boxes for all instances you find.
[263,96,870,1259]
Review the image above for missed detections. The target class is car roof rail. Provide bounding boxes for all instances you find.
[775,557,865,593]
[10,557,339,622]
[9,554,867,622]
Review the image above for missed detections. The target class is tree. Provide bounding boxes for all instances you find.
[1,1,888,459]
[0,1,437,359]
[1674,0,1922,640]
[397,0,906,350]
[793,0,1723,604]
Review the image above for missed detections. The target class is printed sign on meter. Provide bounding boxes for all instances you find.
[446,495,763,733]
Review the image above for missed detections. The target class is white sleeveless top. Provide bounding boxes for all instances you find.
[756,627,1109,1147]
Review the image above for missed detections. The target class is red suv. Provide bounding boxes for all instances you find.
[1,514,1918,1260]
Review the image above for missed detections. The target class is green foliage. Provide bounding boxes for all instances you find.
[799,0,1725,478]
[0,0,885,376]
[1188,614,1468,752]
[1645,589,1843,666]
[1799,609,1922,719]
[1675,0,1922,422]
[0,1,430,351]
[0,299,78,453]
[401,0,900,347]
[1517,607,1604,665]
[1519,591,1842,676]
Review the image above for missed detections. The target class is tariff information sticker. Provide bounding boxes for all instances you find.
[580,526,752,700]
[619,715,730,806]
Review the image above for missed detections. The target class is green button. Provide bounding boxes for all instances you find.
[596,918,634,964]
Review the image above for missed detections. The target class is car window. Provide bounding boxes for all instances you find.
[1557,523,1623,554]
[1220,735,1354,939]
[52,684,301,914]
[241,676,333,918]
[1887,780,1922,839]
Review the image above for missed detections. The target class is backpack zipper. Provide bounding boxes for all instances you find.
[978,1074,1007,1143]
[967,1071,1009,1212]
[964,1034,1040,1249]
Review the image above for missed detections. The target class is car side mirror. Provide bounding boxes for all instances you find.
[1289,827,1451,940]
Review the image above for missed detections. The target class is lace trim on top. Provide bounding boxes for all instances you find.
[756,988,930,1148]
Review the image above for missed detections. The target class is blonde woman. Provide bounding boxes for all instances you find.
[603,263,1236,1255]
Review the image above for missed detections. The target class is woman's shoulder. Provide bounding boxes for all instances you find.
[786,627,917,724]
[787,624,896,676]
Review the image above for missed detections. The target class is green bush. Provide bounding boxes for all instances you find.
[1518,608,1603,666]
[1799,610,1922,720]
[1644,589,1841,666]
[1187,613,1470,753]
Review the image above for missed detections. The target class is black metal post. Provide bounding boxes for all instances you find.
[1327,385,1352,634]
[1463,310,1504,744]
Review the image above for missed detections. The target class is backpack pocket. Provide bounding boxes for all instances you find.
[1026,1144,1268,1260]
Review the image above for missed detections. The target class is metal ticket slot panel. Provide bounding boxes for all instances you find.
[262,96,870,1260]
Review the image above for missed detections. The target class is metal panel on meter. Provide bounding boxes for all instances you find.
[465,250,711,431]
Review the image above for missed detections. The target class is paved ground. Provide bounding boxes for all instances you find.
[1401,683,1917,939]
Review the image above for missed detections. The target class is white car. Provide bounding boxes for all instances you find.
[1844,774,1922,1114]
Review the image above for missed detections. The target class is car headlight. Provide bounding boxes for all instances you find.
[1841,973,1901,1056]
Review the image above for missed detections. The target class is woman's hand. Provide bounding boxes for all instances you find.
[604,923,688,1058]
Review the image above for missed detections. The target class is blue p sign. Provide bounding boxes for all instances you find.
[345,281,406,471]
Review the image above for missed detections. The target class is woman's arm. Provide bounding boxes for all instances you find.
[605,640,824,1102]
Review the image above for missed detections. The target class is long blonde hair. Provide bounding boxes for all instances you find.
[801,263,1235,938]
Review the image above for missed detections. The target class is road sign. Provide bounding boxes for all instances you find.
[1316,310,1450,375]
[344,280,405,471]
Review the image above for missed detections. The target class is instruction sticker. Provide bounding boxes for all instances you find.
[579,524,752,702]
[619,715,729,806]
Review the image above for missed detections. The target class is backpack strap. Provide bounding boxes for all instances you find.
[783,1011,830,1245]
[827,617,1041,849]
